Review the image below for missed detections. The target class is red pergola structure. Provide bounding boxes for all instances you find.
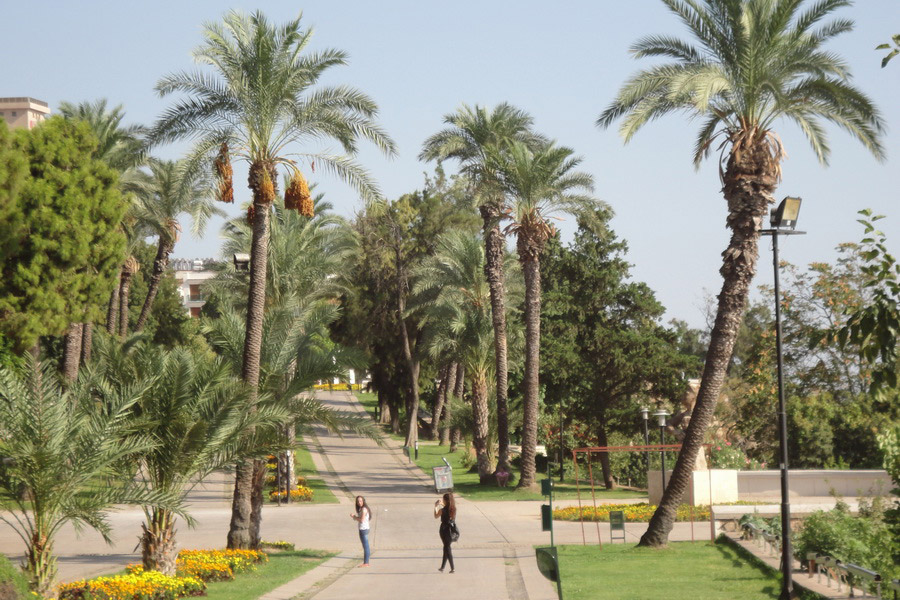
[570,444,714,546]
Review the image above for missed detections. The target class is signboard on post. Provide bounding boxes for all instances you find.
[432,465,453,493]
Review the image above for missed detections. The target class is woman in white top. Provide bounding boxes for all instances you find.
[350,495,371,566]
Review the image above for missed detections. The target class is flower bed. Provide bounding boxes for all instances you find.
[176,549,267,581]
[312,383,361,391]
[58,569,205,600]
[269,485,314,502]
[554,503,711,522]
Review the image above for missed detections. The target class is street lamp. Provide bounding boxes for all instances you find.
[761,196,805,600]
[233,253,250,271]
[640,408,650,474]
[653,409,670,491]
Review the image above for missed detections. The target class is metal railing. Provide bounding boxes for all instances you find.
[805,552,884,599]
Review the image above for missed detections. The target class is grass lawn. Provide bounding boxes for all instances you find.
[203,549,333,600]
[556,539,792,600]
[292,439,339,504]
[411,441,646,501]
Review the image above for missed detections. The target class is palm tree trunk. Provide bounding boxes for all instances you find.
[118,270,134,338]
[517,247,542,489]
[481,205,512,472]
[395,245,421,449]
[136,238,174,332]
[81,322,93,365]
[62,323,83,383]
[430,364,450,440]
[249,459,267,548]
[141,508,177,576]
[450,364,464,452]
[471,374,492,482]
[638,146,775,547]
[26,527,56,598]
[230,164,272,550]
[106,267,121,334]
[438,362,458,445]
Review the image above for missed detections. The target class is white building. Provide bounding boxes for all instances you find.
[170,258,218,318]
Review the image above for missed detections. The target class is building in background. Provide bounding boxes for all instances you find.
[0,97,50,130]
[171,258,218,318]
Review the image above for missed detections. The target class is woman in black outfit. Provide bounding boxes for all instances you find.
[433,492,456,573]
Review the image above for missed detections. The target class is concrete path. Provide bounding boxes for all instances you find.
[0,390,709,599]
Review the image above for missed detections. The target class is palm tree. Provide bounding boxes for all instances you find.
[420,103,542,473]
[149,10,395,549]
[133,159,221,332]
[413,231,496,481]
[207,196,375,545]
[496,141,595,489]
[57,100,146,376]
[0,356,175,596]
[86,340,267,575]
[597,0,884,547]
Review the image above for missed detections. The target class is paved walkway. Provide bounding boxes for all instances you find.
[0,391,710,599]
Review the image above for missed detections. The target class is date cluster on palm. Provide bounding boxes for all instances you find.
[214,142,234,204]
[284,172,313,217]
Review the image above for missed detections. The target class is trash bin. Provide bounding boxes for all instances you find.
[433,465,453,493]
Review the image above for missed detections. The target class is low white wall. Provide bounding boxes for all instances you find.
[648,469,738,506]
[737,470,891,500]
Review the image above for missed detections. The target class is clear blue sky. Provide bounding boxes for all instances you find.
[4,1,898,328]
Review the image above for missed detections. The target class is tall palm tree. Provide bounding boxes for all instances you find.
[208,196,373,545]
[496,141,595,488]
[420,103,541,473]
[149,10,395,549]
[58,100,147,376]
[133,159,221,332]
[597,0,884,547]
[413,231,496,481]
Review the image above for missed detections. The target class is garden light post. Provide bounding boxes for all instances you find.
[653,409,669,491]
[761,196,805,600]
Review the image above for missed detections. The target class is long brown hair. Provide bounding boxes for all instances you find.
[442,492,456,519]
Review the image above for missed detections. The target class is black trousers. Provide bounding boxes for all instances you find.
[440,526,454,570]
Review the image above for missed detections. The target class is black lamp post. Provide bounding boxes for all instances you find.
[761,196,805,600]
[640,407,650,474]
[653,409,670,491]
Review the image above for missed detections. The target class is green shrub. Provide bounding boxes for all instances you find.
[0,555,31,600]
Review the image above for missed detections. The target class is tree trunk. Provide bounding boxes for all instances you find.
[227,460,255,550]
[481,205,511,472]
[450,364,464,452]
[249,458,267,548]
[25,528,56,598]
[439,362,458,446]
[141,508,177,576]
[430,364,450,440]
[62,323,83,383]
[106,267,121,334]
[638,143,776,547]
[229,165,273,550]
[118,271,133,338]
[136,237,174,332]
[471,374,492,482]
[517,248,542,489]
[395,241,421,449]
[596,415,615,490]
[80,322,93,365]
